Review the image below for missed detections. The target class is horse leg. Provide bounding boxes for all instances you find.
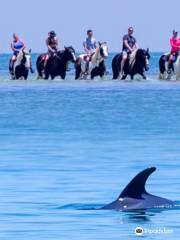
[100,73,104,79]
[113,71,119,79]
[61,72,66,80]
[121,74,127,80]
[91,68,96,80]
[91,74,94,80]
[24,70,28,80]
[141,72,147,80]
[130,74,134,80]
[44,73,49,80]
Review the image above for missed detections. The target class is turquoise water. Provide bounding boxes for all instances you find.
[0,53,180,239]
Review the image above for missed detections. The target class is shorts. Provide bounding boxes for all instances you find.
[13,51,19,56]
[122,49,131,57]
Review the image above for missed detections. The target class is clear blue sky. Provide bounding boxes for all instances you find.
[0,0,179,53]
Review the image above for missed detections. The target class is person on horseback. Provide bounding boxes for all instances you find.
[10,33,26,75]
[168,30,180,73]
[120,27,138,77]
[44,31,59,68]
[83,30,97,72]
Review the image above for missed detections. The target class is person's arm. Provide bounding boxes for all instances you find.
[133,40,138,50]
[178,38,180,49]
[55,37,59,49]
[83,41,90,54]
[11,42,15,52]
[94,39,97,49]
[170,38,179,48]
[124,40,133,52]
[46,38,55,52]
[20,40,26,50]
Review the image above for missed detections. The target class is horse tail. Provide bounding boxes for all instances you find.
[75,57,82,79]
[112,54,120,79]
[159,55,166,74]
[75,65,81,80]
[36,54,44,78]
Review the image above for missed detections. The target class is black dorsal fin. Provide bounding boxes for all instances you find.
[119,167,156,199]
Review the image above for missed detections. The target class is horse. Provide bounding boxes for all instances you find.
[159,52,180,80]
[174,54,180,80]
[9,49,32,80]
[75,42,108,80]
[112,48,150,80]
[158,53,176,80]
[36,47,76,80]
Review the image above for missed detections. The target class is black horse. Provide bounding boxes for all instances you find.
[36,47,76,80]
[112,49,150,80]
[9,49,33,80]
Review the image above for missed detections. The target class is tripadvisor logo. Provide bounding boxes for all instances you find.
[135,227,144,236]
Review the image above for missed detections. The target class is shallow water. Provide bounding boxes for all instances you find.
[0,53,180,239]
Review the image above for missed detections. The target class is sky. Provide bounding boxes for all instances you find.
[0,0,179,53]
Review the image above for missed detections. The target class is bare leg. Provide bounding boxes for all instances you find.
[120,54,127,78]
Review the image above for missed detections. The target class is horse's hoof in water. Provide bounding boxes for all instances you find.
[166,75,171,80]
[159,73,163,80]
[10,75,15,80]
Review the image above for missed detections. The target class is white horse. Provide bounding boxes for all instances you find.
[174,54,180,80]
[75,42,108,79]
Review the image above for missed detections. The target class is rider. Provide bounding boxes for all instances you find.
[120,27,138,77]
[168,30,180,73]
[44,31,59,68]
[83,29,97,72]
[10,33,26,74]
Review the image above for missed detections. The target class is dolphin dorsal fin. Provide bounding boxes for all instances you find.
[119,167,156,199]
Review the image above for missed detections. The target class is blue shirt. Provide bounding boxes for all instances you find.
[83,37,97,54]
[12,40,24,50]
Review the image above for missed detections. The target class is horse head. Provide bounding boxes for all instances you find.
[99,42,108,59]
[63,46,76,63]
[21,49,31,69]
[135,48,150,71]
[144,48,150,71]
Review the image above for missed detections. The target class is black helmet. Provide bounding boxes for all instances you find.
[49,31,56,37]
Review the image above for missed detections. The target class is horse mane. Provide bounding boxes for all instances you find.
[91,46,101,64]
[135,49,145,60]
[58,47,75,57]
[15,50,24,66]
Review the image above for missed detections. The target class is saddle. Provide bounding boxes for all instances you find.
[83,53,95,62]
[41,54,49,61]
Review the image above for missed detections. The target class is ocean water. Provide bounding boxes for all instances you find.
[0,53,180,239]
